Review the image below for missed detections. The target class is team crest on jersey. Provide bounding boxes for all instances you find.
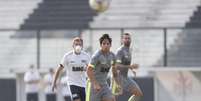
[100,67,110,73]
[70,61,75,63]
[123,50,131,59]
[100,56,107,64]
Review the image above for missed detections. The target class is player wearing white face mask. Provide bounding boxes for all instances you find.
[75,45,82,54]
[52,37,90,101]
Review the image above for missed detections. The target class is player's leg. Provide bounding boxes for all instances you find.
[46,94,56,101]
[101,84,116,101]
[111,75,123,96]
[127,79,143,101]
[86,80,101,101]
[26,93,31,101]
[80,86,86,101]
[27,93,38,101]
[102,96,116,101]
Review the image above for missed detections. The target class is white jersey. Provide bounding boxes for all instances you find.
[60,50,90,87]
[43,73,55,94]
[60,76,71,96]
[24,69,41,93]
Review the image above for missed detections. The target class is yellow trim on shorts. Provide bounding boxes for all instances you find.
[86,79,91,101]
[111,78,119,95]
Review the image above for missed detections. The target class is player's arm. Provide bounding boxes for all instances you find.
[116,49,139,70]
[52,64,64,91]
[112,64,121,85]
[116,62,138,69]
[87,65,99,85]
[112,56,123,95]
[87,64,101,91]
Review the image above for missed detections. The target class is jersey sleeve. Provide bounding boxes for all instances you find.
[116,49,123,64]
[60,54,68,67]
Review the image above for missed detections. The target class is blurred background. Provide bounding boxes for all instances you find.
[0,0,201,101]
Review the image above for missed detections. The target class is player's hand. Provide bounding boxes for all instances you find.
[132,69,137,77]
[51,83,57,92]
[130,64,139,69]
[93,82,101,92]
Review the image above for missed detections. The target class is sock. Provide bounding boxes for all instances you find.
[128,95,135,101]
[128,95,142,101]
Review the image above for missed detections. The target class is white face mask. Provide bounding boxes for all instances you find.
[74,45,82,53]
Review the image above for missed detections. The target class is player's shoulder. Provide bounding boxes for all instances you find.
[116,46,124,54]
[109,51,115,57]
[92,50,101,58]
[116,46,124,51]
[63,50,74,57]
[81,51,90,56]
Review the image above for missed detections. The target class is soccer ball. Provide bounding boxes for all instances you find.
[89,0,111,13]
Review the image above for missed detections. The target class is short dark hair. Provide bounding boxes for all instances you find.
[123,33,130,36]
[99,34,112,45]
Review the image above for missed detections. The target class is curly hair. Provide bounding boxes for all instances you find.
[99,34,112,45]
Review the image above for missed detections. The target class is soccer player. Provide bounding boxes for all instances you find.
[43,68,56,101]
[112,33,143,101]
[86,34,120,101]
[24,64,41,101]
[52,37,90,101]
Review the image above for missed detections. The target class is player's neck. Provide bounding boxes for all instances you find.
[123,45,130,48]
[73,51,81,55]
[101,49,109,55]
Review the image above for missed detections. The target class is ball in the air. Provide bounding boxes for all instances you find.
[89,0,111,13]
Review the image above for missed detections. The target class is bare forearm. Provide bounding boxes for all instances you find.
[116,63,138,70]
[87,67,97,84]
[116,63,131,69]
[112,66,120,85]
[53,65,63,85]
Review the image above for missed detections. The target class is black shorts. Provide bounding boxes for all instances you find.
[26,93,38,101]
[64,95,72,101]
[70,85,85,101]
[46,94,56,101]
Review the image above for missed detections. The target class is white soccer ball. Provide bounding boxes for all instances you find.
[89,0,111,13]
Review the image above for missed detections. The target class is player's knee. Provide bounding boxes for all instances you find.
[112,96,116,101]
[73,99,80,101]
[135,90,143,96]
